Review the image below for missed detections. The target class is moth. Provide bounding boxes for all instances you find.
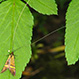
[1,52,16,76]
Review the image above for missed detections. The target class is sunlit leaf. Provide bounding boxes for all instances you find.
[25,0,57,15]
[0,0,33,79]
[65,0,79,65]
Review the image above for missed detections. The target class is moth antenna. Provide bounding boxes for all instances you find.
[12,45,25,52]
[12,26,65,52]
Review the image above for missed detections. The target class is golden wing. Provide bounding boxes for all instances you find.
[1,55,11,73]
[9,55,16,76]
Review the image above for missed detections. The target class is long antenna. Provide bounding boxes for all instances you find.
[11,0,65,52]
[11,26,65,52]
[32,26,65,45]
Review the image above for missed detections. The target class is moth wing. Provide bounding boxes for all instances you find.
[0,66,7,73]
[9,55,16,76]
[1,55,11,73]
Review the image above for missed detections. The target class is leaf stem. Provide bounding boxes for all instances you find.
[10,1,15,52]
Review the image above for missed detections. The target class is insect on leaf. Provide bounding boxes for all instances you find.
[0,0,34,79]
[1,52,15,76]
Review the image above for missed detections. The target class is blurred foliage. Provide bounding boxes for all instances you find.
[56,0,71,9]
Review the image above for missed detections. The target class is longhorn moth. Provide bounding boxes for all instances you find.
[1,52,15,76]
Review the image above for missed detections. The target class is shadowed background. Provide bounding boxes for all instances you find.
[20,0,79,79]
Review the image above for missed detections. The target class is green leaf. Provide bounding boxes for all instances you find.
[0,0,33,79]
[65,0,79,65]
[26,0,57,15]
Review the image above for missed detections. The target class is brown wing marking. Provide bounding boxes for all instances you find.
[9,55,16,76]
[1,55,11,73]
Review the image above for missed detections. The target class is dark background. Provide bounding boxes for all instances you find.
[12,0,79,79]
